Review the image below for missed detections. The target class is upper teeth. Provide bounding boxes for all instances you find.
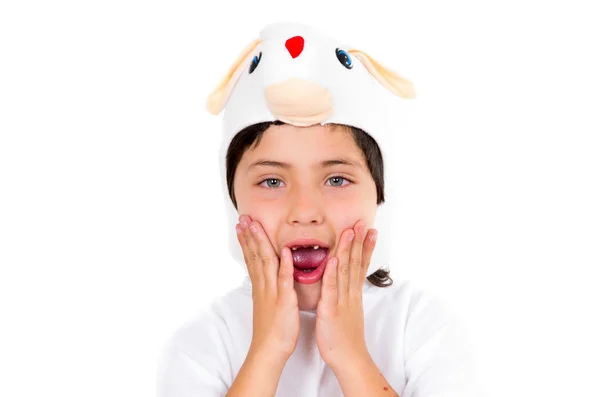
[291,245,321,250]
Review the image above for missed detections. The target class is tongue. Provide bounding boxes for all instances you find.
[292,247,328,270]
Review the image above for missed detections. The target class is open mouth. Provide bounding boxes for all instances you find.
[290,245,329,273]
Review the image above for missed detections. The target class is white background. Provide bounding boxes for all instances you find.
[1,1,599,396]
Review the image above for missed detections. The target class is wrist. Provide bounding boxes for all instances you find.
[247,344,290,369]
[227,345,290,397]
[328,348,372,375]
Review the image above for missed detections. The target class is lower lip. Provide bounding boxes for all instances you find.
[293,251,330,284]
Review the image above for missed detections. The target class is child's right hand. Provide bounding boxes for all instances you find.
[236,214,300,361]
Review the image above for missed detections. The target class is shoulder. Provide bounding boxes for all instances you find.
[161,282,252,358]
[380,280,480,396]
[157,284,252,395]
[365,278,473,359]
[397,280,458,327]
[158,282,252,368]
[381,279,465,340]
[365,278,456,325]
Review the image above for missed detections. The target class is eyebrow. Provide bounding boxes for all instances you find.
[248,157,364,172]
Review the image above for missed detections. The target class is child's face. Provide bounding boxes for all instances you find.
[233,123,378,311]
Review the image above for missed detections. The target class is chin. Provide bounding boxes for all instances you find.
[294,279,322,288]
[294,280,323,306]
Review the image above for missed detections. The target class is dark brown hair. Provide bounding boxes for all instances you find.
[226,120,393,288]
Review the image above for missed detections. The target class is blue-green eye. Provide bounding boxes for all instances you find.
[263,178,281,188]
[249,52,262,74]
[327,176,349,187]
[336,48,352,69]
[258,176,351,189]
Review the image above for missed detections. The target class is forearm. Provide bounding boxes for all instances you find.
[225,347,288,397]
[331,353,400,397]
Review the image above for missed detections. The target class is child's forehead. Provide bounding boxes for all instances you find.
[243,136,367,173]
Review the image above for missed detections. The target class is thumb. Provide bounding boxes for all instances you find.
[320,257,338,305]
[278,247,294,292]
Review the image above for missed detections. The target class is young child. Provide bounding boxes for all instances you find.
[157,22,478,397]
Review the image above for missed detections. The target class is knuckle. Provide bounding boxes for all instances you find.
[264,286,276,298]
[249,248,260,260]
[341,264,349,275]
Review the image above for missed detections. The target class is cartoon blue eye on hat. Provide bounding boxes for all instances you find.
[206,22,415,127]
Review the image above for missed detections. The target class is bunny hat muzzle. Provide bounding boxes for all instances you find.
[207,21,415,279]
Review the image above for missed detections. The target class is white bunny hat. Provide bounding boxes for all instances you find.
[206,21,415,279]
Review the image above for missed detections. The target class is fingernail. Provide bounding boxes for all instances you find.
[348,231,355,241]
[240,217,249,227]
[236,224,242,234]
[250,223,258,233]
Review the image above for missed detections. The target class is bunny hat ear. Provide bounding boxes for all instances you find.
[348,49,416,99]
[206,38,263,115]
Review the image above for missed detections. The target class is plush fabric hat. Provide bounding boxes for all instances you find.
[206,21,415,280]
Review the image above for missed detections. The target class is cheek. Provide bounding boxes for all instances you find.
[246,209,282,243]
[326,199,373,226]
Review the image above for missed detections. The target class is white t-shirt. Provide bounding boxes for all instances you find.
[157,276,479,397]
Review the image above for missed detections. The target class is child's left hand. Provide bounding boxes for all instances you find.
[315,220,378,370]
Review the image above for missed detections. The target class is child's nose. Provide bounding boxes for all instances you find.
[285,36,304,59]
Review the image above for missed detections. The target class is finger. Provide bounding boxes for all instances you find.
[278,247,296,301]
[321,256,338,306]
[358,228,378,290]
[249,220,279,293]
[241,216,264,291]
[236,223,255,281]
[348,222,367,297]
[337,228,355,304]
